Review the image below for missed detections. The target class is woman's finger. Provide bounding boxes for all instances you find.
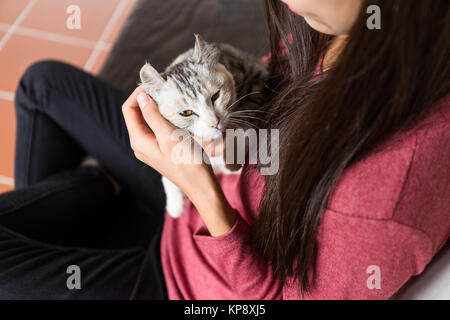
[122,86,146,110]
[136,92,175,141]
[122,93,159,152]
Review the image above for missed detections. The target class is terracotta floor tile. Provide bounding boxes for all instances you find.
[0,34,93,92]
[21,0,121,42]
[0,184,14,194]
[0,0,30,25]
[106,0,137,44]
[0,99,16,179]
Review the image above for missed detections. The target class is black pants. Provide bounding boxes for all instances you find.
[0,61,167,299]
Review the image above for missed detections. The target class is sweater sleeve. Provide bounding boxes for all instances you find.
[192,208,435,300]
[193,212,283,299]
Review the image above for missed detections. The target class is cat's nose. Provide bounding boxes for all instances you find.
[210,119,220,129]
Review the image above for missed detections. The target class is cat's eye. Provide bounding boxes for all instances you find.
[179,110,194,117]
[211,91,220,103]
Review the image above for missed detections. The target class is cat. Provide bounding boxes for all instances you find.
[139,34,269,218]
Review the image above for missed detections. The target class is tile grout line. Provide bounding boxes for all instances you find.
[0,23,99,49]
[84,0,129,72]
[0,0,38,52]
[0,0,28,190]
[0,90,15,101]
[0,176,14,187]
[0,1,132,191]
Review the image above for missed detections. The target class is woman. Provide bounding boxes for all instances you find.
[0,0,448,299]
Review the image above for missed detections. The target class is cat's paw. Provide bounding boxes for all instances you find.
[166,197,185,218]
[162,176,185,218]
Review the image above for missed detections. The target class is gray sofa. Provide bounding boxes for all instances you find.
[99,0,269,93]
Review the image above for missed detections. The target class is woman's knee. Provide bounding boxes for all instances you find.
[16,60,75,111]
[20,60,73,91]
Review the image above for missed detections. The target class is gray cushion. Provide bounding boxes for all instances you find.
[99,0,269,94]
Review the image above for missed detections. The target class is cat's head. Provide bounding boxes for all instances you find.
[139,34,235,141]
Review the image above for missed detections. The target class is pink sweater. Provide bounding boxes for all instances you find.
[160,94,450,300]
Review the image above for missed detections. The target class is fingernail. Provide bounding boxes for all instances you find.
[137,92,150,109]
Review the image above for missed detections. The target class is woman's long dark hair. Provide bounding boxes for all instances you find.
[252,0,450,292]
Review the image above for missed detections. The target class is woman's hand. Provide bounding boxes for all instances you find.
[121,87,236,236]
[121,86,212,199]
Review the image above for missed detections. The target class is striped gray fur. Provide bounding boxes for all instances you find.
[140,34,269,139]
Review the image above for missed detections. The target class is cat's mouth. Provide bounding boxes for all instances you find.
[188,128,222,142]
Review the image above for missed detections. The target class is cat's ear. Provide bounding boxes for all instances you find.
[192,34,217,64]
[140,63,165,94]
[192,34,207,63]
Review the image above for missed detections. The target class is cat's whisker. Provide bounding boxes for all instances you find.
[228,109,274,117]
[229,121,258,129]
[228,112,264,118]
[230,112,265,117]
[229,109,268,114]
[229,112,265,118]
[228,113,268,123]
[226,118,258,128]
[230,115,264,122]
[226,91,262,110]
[226,118,249,126]
[263,82,282,94]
